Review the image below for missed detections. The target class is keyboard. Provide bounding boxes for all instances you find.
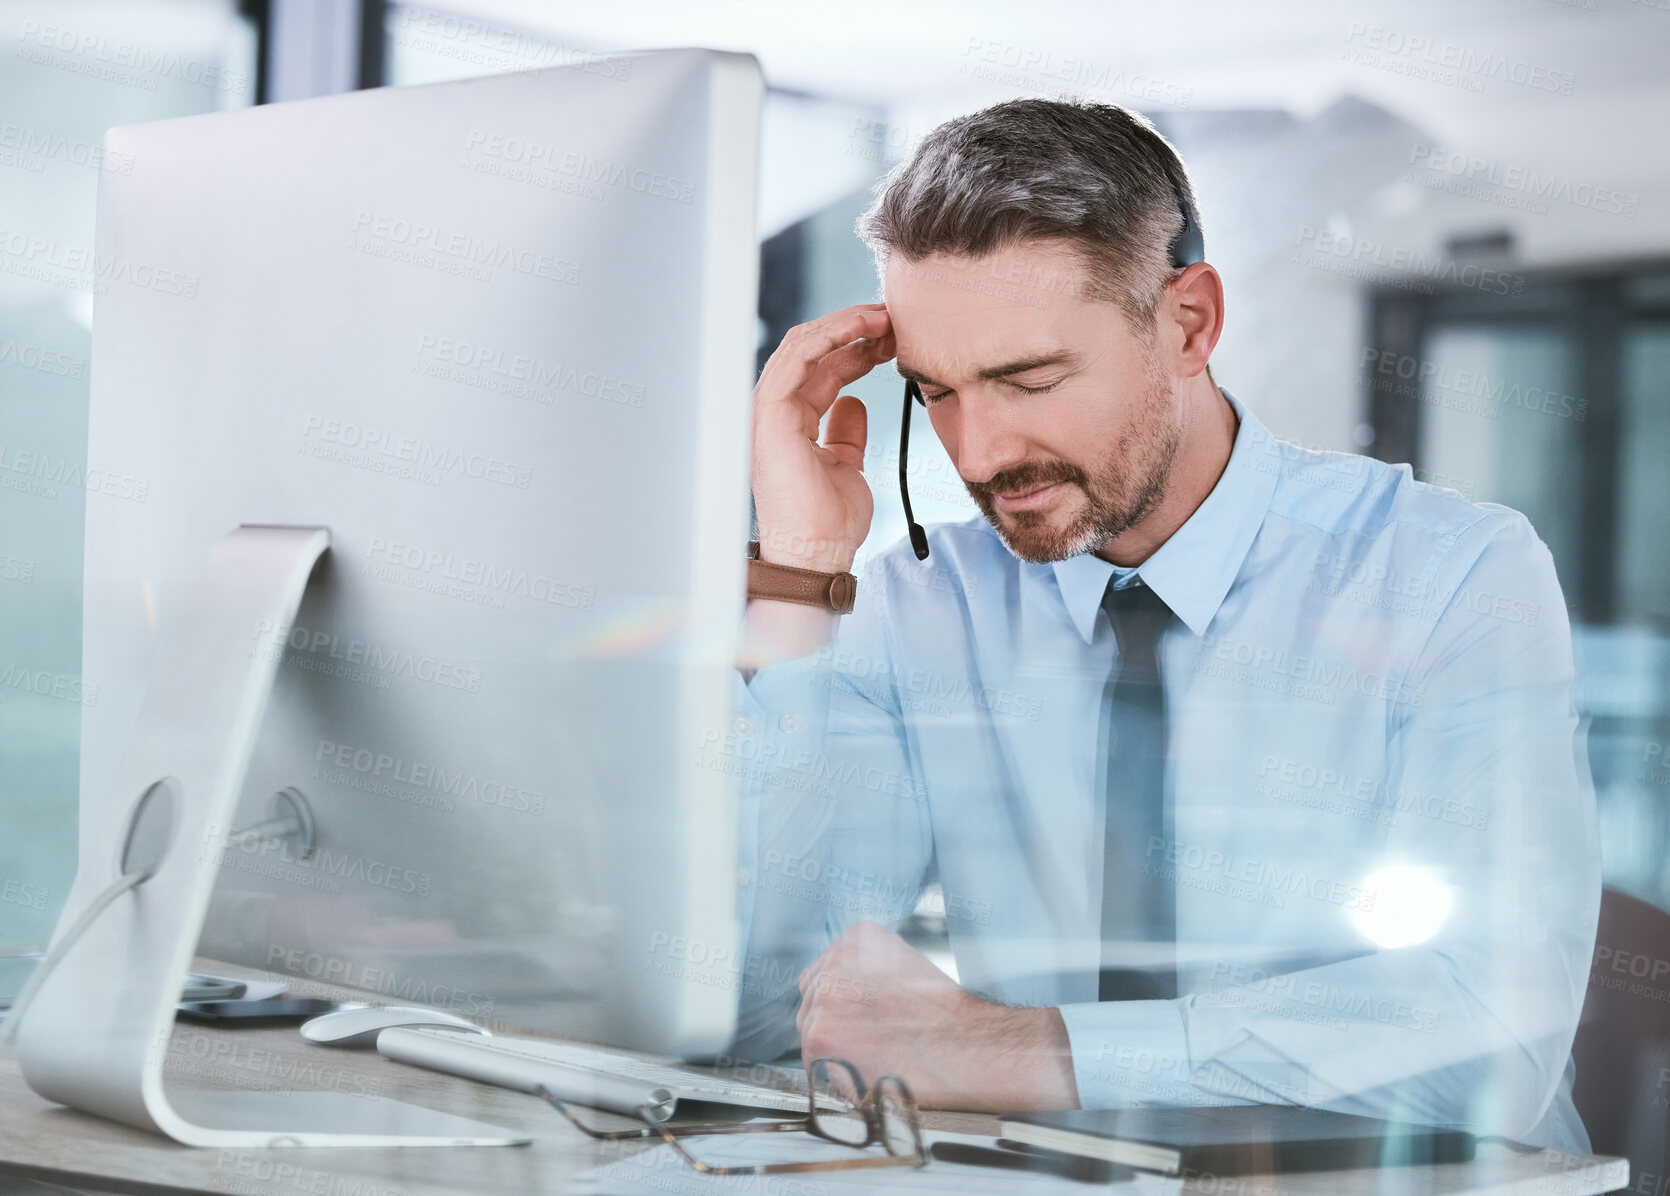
[377,1026,839,1116]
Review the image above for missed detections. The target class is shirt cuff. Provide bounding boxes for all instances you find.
[1057,999,1198,1107]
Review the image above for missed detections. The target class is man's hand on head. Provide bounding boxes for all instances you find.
[795,920,1080,1112]
[739,304,893,675]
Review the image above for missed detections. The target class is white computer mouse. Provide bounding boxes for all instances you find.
[299,1004,490,1049]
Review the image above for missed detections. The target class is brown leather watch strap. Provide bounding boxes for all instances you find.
[747,541,856,614]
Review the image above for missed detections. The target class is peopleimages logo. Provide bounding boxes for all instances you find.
[265,943,496,1015]
[1144,838,1379,913]
[0,336,84,379]
[362,536,596,610]
[0,664,97,706]
[349,211,580,285]
[1342,22,1576,95]
[463,130,697,204]
[1294,226,1524,297]
[299,414,532,488]
[251,617,483,694]
[957,37,1194,108]
[393,7,632,81]
[16,20,251,93]
[0,122,135,175]
[0,440,148,503]
[1407,144,1638,219]
[413,333,645,409]
[1362,348,1587,422]
[1198,631,1426,708]
[1,877,47,911]
[314,738,547,815]
[204,822,432,897]
[0,552,35,585]
[1258,754,1489,830]
[0,228,199,298]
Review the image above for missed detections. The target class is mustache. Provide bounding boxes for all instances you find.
[967,461,1086,502]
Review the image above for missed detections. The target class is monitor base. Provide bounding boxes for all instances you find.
[159,1088,529,1147]
[15,526,525,1147]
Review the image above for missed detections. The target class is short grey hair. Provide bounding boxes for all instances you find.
[857,97,1199,327]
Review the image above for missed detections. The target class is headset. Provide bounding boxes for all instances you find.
[897,149,1204,561]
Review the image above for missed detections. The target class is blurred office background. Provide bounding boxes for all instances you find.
[3,0,1668,1093]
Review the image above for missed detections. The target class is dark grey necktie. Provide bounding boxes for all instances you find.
[1098,579,1177,1002]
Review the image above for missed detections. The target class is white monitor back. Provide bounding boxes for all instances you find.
[77,49,761,1056]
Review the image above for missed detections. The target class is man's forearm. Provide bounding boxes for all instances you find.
[984,1005,1080,1110]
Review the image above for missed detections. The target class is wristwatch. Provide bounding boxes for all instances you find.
[747,541,857,614]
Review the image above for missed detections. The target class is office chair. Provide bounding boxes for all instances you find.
[1571,887,1670,1193]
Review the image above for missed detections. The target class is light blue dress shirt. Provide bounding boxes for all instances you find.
[720,388,1600,1151]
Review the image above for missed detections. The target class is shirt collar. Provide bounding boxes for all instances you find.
[1049,388,1280,642]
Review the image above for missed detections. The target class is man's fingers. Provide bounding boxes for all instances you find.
[797,341,877,414]
[799,950,833,998]
[759,337,888,445]
[822,396,867,472]
[762,308,892,400]
[808,333,896,397]
[780,307,888,365]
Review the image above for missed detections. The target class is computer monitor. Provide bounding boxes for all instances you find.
[66,49,761,1058]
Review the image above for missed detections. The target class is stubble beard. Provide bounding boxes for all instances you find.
[968,357,1182,565]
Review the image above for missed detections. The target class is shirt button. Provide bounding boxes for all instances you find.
[779,713,803,734]
[737,867,752,886]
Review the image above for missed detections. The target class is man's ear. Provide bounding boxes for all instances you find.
[1165,262,1224,380]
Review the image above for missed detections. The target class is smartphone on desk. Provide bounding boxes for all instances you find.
[177,998,344,1027]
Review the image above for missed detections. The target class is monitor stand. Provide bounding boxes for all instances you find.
[14,526,528,1147]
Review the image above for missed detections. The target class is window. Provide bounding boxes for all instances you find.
[1369,266,1670,907]
[0,0,258,955]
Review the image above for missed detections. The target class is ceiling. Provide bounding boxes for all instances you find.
[425,0,1670,202]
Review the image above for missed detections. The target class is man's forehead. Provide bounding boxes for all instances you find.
[894,345,1082,385]
[884,247,1105,357]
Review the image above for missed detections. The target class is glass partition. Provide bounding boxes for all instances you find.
[0,0,257,959]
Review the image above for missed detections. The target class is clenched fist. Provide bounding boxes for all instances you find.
[796,921,1079,1112]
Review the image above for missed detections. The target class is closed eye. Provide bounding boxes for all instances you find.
[920,378,1063,402]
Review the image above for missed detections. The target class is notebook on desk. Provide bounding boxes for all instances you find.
[999,1105,1477,1176]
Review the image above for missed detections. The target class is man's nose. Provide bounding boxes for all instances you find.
[955,400,1027,486]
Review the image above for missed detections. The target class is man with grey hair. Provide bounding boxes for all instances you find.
[730,97,1597,1150]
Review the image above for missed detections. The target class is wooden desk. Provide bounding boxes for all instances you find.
[0,962,1001,1195]
[0,967,1631,1195]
